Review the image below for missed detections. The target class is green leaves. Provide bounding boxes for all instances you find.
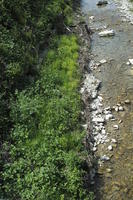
[1,35,91,199]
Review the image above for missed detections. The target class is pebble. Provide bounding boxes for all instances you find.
[115,106,119,112]
[101,155,110,161]
[129,59,133,65]
[126,61,130,65]
[113,125,119,130]
[125,99,131,104]
[82,124,88,130]
[111,138,117,143]
[106,168,112,173]
[100,59,107,64]
[89,16,95,20]
[93,147,97,152]
[108,145,113,151]
[92,117,105,123]
[105,114,113,120]
[118,119,123,124]
[118,106,124,111]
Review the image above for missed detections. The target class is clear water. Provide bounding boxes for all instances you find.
[81,0,133,199]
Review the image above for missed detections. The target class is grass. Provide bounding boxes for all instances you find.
[1,35,94,200]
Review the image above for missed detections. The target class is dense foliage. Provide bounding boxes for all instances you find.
[0,0,73,138]
[0,0,94,199]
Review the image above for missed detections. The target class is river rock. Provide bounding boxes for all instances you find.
[92,117,105,123]
[101,155,110,161]
[106,168,112,173]
[108,145,113,151]
[129,59,133,65]
[100,59,107,64]
[118,106,124,111]
[99,30,115,37]
[113,125,119,130]
[89,16,95,20]
[111,138,117,143]
[97,0,108,6]
[125,99,131,104]
[93,147,97,152]
[105,114,113,121]
[114,106,119,112]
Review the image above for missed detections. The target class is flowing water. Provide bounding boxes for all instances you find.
[81,0,133,199]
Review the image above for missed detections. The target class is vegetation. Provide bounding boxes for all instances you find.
[0,0,94,199]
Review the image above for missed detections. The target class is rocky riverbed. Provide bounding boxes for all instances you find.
[81,0,133,199]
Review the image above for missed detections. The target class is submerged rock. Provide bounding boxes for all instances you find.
[97,0,108,6]
[99,30,115,37]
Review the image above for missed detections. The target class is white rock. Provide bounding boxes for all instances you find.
[119,106,124,111]
[113,125,119,130]
[115,106,119,112]
[98,96,103,102]
[126,61,130,65]
[99,30,115,37]
[104,106,111,111]
[111,138,117,143]
[101,155,110,161]
[100,59,107,64]
[82,124,88,130]
[125,99,131,104]
[105,114,113,121]
[92,117,105,123]
[108,145,113,151]
[93,147,97,152]
[129,59,133,65]
[89,16,95,20]
[101,129,106,134]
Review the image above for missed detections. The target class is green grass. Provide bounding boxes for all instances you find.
[1,35,94,200]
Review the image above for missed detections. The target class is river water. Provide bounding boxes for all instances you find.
[81,0,133,199]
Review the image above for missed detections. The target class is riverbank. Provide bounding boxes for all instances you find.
[1,1,95,199]
[81,0,133,199]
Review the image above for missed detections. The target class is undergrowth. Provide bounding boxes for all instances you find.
[1,35,93,200]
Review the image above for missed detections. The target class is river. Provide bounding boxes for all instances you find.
[81,0,133,199]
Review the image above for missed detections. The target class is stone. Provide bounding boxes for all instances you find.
[105,114,113,121]
[93,147,97,152]
[126,61,130,65]
[100,59,107,64]
[82,124,88,130]
[129,59,133,65]
[89,16,95,20]
[98,96,103,102]
[125,99,131,104]
[97,0,108,6]
[115,106,119,112]
[99,30,115,37]
[104,106,111,111]
[118,106,124,111]
[100,155,110,161]
[113,125,119,130]
[108,145,113,151]
[92,117,105,123]
[106,168,112,173]
[111,138,117,143]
